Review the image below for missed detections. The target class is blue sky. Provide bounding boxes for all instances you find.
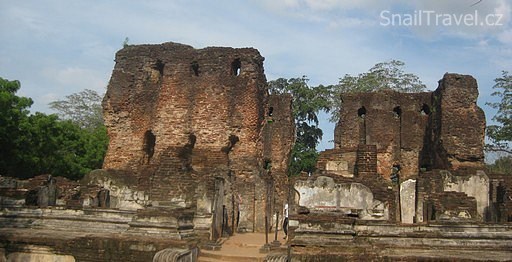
[1,0,511,151]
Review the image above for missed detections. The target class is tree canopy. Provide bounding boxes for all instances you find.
[268,76,331,176]
[486,71,511,154]
[0,78,33,177]
[0,77,108,180]
[49,89,104,130]
[329,60,427,122]
[487,155,512,174]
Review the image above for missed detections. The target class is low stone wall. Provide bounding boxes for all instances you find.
[0,207,198,262]
[289,215,512,261]
[81,169,149,210]
[294,176,388,220]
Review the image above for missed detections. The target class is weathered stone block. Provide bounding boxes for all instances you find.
[441,170,489,219]
[400,179,416,224]
[294,176,388,220]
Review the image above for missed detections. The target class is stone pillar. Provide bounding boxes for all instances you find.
[48,179,57,206]
[98,188,110,208]
[37,186,49,208]
[400,179,416,224]
[433,73,486,170]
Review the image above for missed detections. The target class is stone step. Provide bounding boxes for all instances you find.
[223,242,264,248]
[198,233,288,262]
[198,250,266,262]
[197,257,221,262]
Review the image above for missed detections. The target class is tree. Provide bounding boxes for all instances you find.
[49,89,104,130]
[0,77,33,176]
[0,78,108,180]
[486,71,511,154]
[123,37,130,48]
[268,76,331,176]
[330,60,426,122]
[46,89,108,179]
[15,113,79,179]
[487,156,512,174]
[14,113,108,180]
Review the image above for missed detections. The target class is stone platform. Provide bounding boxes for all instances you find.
[198,233,287,262]
[290,214,512,261]
[0,206,198,261]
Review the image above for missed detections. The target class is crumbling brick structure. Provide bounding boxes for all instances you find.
[289,74,511,261]
[489,173,512,222]
[333,74,485,180]
[101,42,294,235]
[300,74,490,224]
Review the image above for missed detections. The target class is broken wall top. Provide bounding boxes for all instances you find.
[333,73,485,178]
[434,74,486,168]
[102,42,268,171]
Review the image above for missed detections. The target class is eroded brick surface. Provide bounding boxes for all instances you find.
[333,73,485,180]
[101,42,294,233]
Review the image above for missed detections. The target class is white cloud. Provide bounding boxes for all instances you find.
[257,0,512,44]
[498,29,512,43]
[328,17,377,29]
[2,5,52,36]
[477,39,489,46]
[40,93,59,105]
[495,0,511,21]
[259,0,391,12]
[305,0,394,11]
[388,0,511,40]
[41,67,107,95]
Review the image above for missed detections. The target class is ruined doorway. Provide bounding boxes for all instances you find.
[212,177,225,240]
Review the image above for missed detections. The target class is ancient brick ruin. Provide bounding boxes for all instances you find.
[1,42,511,261]
[100,42,294,235]
[290,73,512,260]
[308,74,488,221]
[0,42,296,261]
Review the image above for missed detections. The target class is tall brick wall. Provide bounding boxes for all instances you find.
[263,94,294,208]
[101,42,293,233]
[432,74,486,170]
[334,90,432,179]
[103,42,267,172]
[334,73,485,180]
